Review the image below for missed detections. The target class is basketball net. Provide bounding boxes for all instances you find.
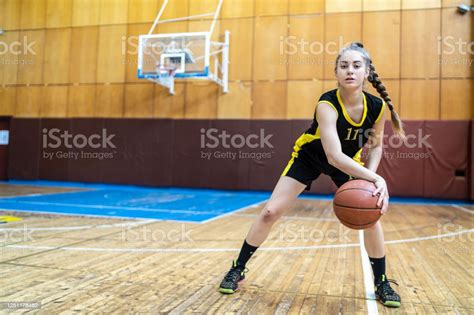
[156,62,177,92]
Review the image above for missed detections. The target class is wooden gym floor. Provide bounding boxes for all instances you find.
[0,183,472,314]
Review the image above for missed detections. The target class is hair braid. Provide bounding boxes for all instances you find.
[367,62,405,137]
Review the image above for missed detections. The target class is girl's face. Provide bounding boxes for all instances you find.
[335,50,369,90]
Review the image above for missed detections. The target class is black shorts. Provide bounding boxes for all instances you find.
[282,155,351,190]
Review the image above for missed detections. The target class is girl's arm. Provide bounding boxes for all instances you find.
[317,103,389,213]
[365,104,386,172]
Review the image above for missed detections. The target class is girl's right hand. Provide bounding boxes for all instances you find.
[373,176,389,214]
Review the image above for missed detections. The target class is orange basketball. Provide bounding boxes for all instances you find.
[333,179,382,230]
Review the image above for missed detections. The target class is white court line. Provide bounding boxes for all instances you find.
[358,230,378,315]
[4,229,473,253]
[452,205,474,215]
[198,199,268,224]
[0,219,155,231]
[0,208,199,225]
[0,200,223,215]
[233,213,338,222]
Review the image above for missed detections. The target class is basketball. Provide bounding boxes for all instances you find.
[333,179,382,230]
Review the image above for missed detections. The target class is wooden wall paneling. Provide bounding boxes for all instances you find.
[17,30,45,85]
[44,28,72,84]
[363,0,400,11]
[441,8,472,78]
[401,10,441,79]
[324,13,362,79]
[153,82,185,118]
[156,21,188,34]
[323,80,338,91]
[15,86,43,117]
[20,0,47,30]
[362,11,401,79]
[0,87,17,116]
[253,16,288,81]
[255,0,288,16]
[401,0,441,9]
[442,0,474,7]
[217,81,252,119]
[220,18,253,81]
[0,31,19,85]
[185,82,218,119]
[326,0,362,13]
[41,86,69,117]
[288,15,324,80]
[96,25,127,83]
[68,85,96,117]
[221,0,254,18]
[72,0,100,27]
[124,83,154,117]
[46,0,73,28]
[289,0,324,15]
[69,26,99,84]
[159,0,189,20]
[400,79,440,119]
[126,23,151,83]
[287,80,323,119]
[441,79,473,119]
[189,0,218,18]
[128,0,158,23]
[95,84,124,117]
[1,0,21,30]
[252,81,287,119]
[99,0,129,25]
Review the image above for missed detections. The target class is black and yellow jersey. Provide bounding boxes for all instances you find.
[283,88,385,181]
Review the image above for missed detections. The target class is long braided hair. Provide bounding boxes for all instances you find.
[335,42,405,137]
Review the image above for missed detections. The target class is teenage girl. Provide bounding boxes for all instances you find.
[218,42,404,308]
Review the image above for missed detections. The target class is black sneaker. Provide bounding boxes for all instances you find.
[218,260,248,294]
[375,274,401,308]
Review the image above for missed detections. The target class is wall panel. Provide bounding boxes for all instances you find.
[72,0,100,26]
[17,30,45,85]
[68,85,96,117]
[287,80,322,119]
[401,10,440,79]
[153,83,185,118]
[0,87,16,116]
[253,16,288,81]
[41,86,68,117]
[255,0,288,16]
[99,0,129,25]
[218,82,252,119]
[15,86,43,117]
[124,83,154,117]
[401,0,441,9]
[95,84,124,117]
[20,0,46,29]
[220,18,253,81]
[362,0,400,11]
[44,28,71,84]
[363,11,400,79]
[441,8,472,78]
[185,82,218,119]
[221,0,254,18]
[159,0,189,20]
[1,0,21,30]
[128,0,159,23]
[400,79,440,119]
[288,15,324,80]
[46,0,72,28]
[326,0,361,13]
[96,25,127,83]
[69,26,99,84]
[324,13,362,79]
[189,0,218,18]
[289,0,324,14]
[0,31,19,85]
[252,81,287,119]
[441,79,472,119]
